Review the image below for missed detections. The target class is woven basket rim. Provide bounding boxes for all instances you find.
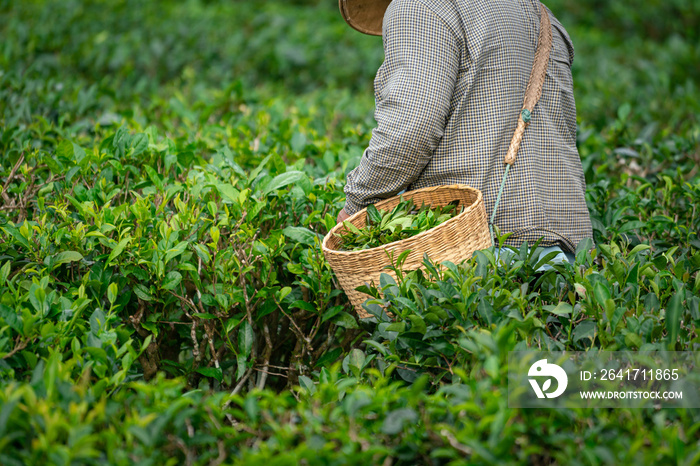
[321,184,485,255]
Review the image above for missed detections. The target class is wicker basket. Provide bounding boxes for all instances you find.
[322,184,491,318]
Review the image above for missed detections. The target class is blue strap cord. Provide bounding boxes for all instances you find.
[489,164,510,246]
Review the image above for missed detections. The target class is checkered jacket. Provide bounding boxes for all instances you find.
[343,0,593,252]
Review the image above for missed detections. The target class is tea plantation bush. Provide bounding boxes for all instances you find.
[1,0,699,464]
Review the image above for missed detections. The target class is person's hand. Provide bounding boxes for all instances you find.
[336,208,350,225]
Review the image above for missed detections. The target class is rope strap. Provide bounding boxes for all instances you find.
[489,2,553,245]
[503,3,552,166]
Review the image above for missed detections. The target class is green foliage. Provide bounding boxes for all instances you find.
[0,123,356,392]
[0,0,699,464]
[2,366,698,465]
[335,200,462,251]
[355,239,700,386]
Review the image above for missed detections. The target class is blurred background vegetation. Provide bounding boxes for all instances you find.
[0,0,700,187]
[2,0,698,181]
[2,0,698,125]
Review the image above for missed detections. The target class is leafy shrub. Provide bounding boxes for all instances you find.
[354,239,699,386]
[2,354,698,465]
[0,124,365,392]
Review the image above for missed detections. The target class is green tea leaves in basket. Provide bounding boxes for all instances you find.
[336,198,463,251]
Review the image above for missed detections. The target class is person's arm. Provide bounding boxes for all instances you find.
[340,0,460,219]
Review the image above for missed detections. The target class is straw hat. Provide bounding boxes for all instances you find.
[338,0,392,36]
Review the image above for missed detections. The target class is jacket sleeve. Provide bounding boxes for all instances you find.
[343,0,460,215]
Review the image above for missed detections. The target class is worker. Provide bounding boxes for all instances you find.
[336,0,593,265]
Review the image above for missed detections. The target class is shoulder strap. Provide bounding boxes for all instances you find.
[489,2,553,244]
[504,3,553,165]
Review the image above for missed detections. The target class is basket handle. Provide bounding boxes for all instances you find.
[504,2,553,165]
[490,2,553,244]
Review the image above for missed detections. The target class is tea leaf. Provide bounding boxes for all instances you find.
[197,367,223,382]
[283,226,318,246]
[666,292,683,346]
[381,408,418,435]
[263,171,305,195]
[543,302,573,316]
[108,237,131,265]
[161,271,182,290]
[239,321,254,357]
[53,251,83,267]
